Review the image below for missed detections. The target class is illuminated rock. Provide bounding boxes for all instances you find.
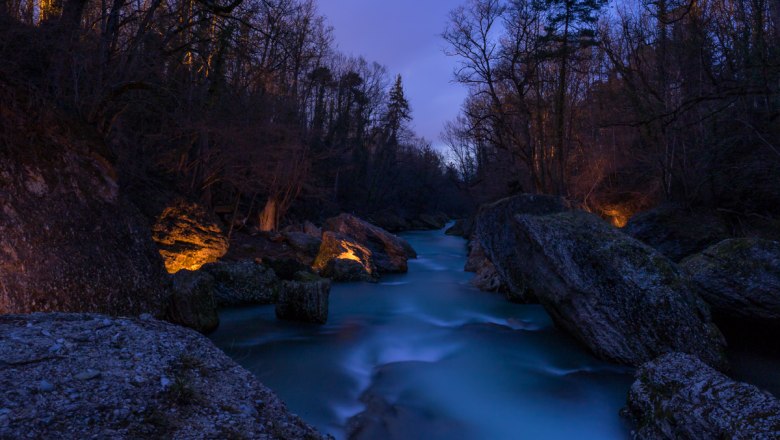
[323,214,416,273]
[152,200,229,273]
[313,231,377,282]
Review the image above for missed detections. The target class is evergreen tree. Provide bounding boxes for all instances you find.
[383,74,412,145]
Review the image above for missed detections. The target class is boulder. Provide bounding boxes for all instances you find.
[682,239,780,321]
[151,200,229,274]
[276,273,331,324]
[510,211,727,369]
[323,214,416,273]
[0,313,326,439]
[283,231,323,265]
[368,211,410,233]
[628,352,780,439]
[166,270,219,334]
[303,220,322,237]
[416,213,448,230]
[313,232,377,282]
[625,204,730,262]
[0,84,168,317]
[475,194,575,302]
[201,261,279,307]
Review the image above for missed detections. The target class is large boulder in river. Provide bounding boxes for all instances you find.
[475,194,575,302]
[511,211,727,369]
[166,270,219,334]
[323,214,416,273]
[445,216,475,238]
[625,204,730,262]
[151,200,229,274]
[627,352,780,439]
[0,83,168,317]
[682,239,780,322]
[276,273,331,324]
[313,232,377,282]
[283,231,323,265]
[201,260,279,307]
[0,313,326,439]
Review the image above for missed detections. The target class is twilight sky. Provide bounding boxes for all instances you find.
[317,0,468,148]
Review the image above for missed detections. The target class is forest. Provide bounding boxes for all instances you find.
[1,0,777,231]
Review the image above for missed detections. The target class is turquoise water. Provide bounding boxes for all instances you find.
[210,227,634,439]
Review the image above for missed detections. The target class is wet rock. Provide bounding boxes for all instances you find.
[323,214,416,273]
[0,313,326,439]
[275,273,331,324]
[313,232,377,282]
[0,82,168,317]
[201,261,279,307]
[166,270,219,334]
[625,204,730,262]
[682,238,780,322]
[475,194,575,302]
[151,200,229,274]
[628,352,780,439]
[511,211,727,369]
[415,213,448,230]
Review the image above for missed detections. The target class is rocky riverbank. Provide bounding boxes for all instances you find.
[0,313,328,439]
[462,194,780,438]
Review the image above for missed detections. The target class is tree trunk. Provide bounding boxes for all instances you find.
[258,197,278,232]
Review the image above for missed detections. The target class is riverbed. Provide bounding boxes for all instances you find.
[210,227,634,439]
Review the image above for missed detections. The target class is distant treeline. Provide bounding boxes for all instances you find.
[443,0,779,226]
[0,0,466,231]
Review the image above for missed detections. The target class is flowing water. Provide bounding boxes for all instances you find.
[210,227,635,439]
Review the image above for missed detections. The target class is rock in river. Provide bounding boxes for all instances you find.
[323,214,416,273]
[682,238,780,322]
[166,270,220,334]
[475,194,575,302]
[313,232,377,282]
[628,352,780,439]
[510,211,727,369]
[0,313,326,439]
[201,260,279,307]
[276,273,331,324]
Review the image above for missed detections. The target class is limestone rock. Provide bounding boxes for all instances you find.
[283,231,323,265]
[276,273,331,324]
[682,238,780,321]
[445,217,475,238]
[511,211,727,369]
[465,240,507,294]
[313,232,377,282]
[0,313,327,439]
[202,261,279,307]
[152,200,229,274]
[475,194,575,302]
[625,204,730,262]
[323,214,416,273]
[628,352,780,439]
[166,270,219,334]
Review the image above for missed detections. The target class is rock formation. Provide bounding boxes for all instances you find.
[509,211,727,368]
[682,238,780,321]
[628,352,780,439]
[313,232,377,282]
[0,313,326,439]
[323,214,416,273]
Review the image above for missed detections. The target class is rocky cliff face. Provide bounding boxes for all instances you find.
[0,84,168,316]
[0,313,327,439]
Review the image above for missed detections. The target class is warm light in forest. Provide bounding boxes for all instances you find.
[602,208,631,228]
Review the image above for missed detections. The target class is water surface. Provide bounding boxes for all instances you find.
[211,227,634,439]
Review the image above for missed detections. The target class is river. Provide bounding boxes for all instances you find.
[210,226,635,439]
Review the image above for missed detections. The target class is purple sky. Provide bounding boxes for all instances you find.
[317,0,467,148]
